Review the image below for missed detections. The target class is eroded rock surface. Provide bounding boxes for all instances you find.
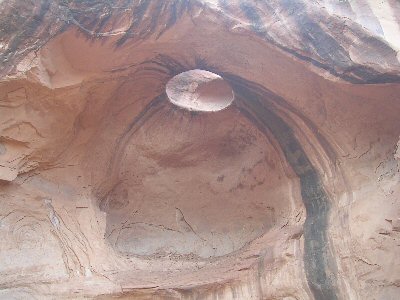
[0,1,399,299]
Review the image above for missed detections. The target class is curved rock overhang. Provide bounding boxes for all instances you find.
[0,1,400,299]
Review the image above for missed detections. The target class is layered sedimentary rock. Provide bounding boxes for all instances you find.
[0,1,399,299]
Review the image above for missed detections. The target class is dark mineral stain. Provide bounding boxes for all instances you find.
[238,0,400,84]
[230,77,339,300]
[1,0,399,83]
[108,93,166,175]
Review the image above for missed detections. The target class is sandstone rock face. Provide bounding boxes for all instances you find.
[166,69,234,111]
[0,1,399,299]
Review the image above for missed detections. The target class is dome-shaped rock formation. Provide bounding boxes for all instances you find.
[0,1,400,299]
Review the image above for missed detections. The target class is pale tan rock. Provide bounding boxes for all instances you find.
[392,219,400,232]
[0,165,17,181]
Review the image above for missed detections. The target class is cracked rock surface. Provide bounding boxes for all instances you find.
[0,1,400,299]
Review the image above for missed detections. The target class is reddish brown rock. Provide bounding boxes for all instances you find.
[0,1,399,299]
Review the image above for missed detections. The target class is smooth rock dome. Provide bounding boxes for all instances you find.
[1,0,400,299]
[166,69,234,112]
